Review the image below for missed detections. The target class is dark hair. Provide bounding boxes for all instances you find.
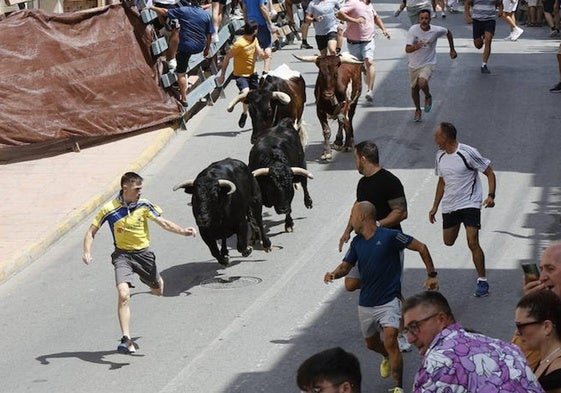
[403,291,455,320]
[517,290,561,338]
[243,20,258,36]
[419,8,432,17]
[439,122,457,140]
[121,172,143,187]
[297,347,361,393]
[354,140,379,165]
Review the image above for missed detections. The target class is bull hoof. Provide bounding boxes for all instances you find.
[320,152,333,161]
[218,256,230,266]
[332,143,344,151]
[343,146,353,152]
[285,226,294,233]
[241,247,253,257]
[263,246,273,253]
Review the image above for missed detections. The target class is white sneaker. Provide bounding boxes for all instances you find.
[365,90,374,102]
[431,11,437,18]
[398,333,413,352]
[211,32,219,43]
[167,58,177,72]
[504,32,513,40]
[510,27,523,41]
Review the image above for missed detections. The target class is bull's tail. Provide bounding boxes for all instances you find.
[297,120,309,147]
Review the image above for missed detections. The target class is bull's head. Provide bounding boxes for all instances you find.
[173,178,236,228]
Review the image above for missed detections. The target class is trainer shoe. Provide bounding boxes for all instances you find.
[441,11,446,17]
[550,82,561,93]
[117,336,138,354]
[414,109,422,122]
[474,280,490,297]
[394,8,402,16]
[550,28,560,37]
[167,58,177,73]
[481,64,490,74]
[300,42,313,49]
[365,90,374,102]
[504,32,513,40]
[238,112,248,128]
[510,26,524,41]
[389,388,404,393]
[431,11,437,18]
[398,333,413,352]
[211,32,219,43]
[380,357,390,378]
[424,94,432,112]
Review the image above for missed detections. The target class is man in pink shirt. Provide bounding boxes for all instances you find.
[337,0,390,103]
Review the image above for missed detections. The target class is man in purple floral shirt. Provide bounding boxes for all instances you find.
[403,291,544,392]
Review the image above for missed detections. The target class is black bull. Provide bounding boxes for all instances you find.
[248,118,314,232]
[173,158,272,266]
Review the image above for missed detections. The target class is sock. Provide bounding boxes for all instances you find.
[482,62,487,67]
[477,277,487,282]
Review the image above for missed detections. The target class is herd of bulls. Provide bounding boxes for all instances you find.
[173,55,363,265]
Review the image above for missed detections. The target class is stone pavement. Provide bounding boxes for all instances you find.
[0,126,177,283]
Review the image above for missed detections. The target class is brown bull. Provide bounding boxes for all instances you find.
[294,54,362,160]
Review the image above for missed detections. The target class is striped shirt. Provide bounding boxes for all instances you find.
[470,0,499,21]
[435,143,491,213]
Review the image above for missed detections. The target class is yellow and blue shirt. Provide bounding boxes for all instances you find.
[92,194,162,251]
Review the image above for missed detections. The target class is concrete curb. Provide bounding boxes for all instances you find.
[0,127,177,284]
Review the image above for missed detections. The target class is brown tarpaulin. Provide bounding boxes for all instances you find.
[0,4,181,162]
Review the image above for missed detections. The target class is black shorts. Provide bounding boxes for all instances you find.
[442,208,481,230]
[315,31,338,51]
[176,51,192,74]
[543,0,555,13]
[235,73,259,91]
[472,19,496,39]
[111,248,161,289]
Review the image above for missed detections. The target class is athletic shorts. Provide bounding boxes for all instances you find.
[409,64,433,88]
[442,207,481,229]
[503,0,519,13]
[557,42,561,55]
[315,31,338,51]
[472,19,496,39]
[176,51,193,74]
[235,73,259,91]
[111,248,161,289]
[347,39,375,61]
[358,297,401,338]
[257,24,273,49]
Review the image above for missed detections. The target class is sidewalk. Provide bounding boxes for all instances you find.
[0,126,177,283]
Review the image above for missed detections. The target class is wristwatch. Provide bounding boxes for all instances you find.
[488,192,496,199]
[428,271,438,278]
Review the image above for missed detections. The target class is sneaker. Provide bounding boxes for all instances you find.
[414,109,422,122]
[211,32,219,43]
[167,58,177,72]
[441,11,446,17]
[394,8,402,16]
[474,280,490,297]
[117,336,138,354]
[389,388,404,393]
[504,32,513,40]
[481,64,490,74]
[300,42,313,49]
[238,112,248,128]
[549,82,561,93]
[424,94,432,112]
[365,90,374,102]
[380,357,390,378]
[431,11,437,18]
[398,333,413,352]
[510,27,523,40]
[550,28,560,37]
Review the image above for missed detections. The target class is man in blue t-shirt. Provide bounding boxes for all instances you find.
[325,201,439,393]
[151,0,214,106]
[242,0,274,72]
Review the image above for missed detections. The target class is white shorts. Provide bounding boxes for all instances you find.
[409,64,434,88]
[503,0,519,13]
[358,297,401,338]
[347,39,375,61]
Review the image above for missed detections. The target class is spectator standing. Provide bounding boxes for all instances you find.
[465,0,503,73]
[543,0,560,36]
[297,347,362,393]
[242,0,274,73]
[326,201,439,393]
[403,291,545,392]
[150,0,213,107]
[337,0,390,102]
[515,290,561,392]
[501,0,524,40]
[405,10,457,122]
[284,0,315,48]
[152,0,180,72]
[82,172,197,354]
[306,0,341,55]
[217,21,265,128]
[428,122,496,298]
[550,42,561,92]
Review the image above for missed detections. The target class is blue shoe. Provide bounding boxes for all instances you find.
[424,95,432,113]
[117,336,138,354]
[481,64,491,74]
[474,280,489,297]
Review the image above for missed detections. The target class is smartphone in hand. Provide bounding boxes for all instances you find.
[521,263,540,282]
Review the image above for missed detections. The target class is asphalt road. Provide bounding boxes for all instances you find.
[1,5,561,392]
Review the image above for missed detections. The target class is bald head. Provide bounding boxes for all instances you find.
[354,201,377,222]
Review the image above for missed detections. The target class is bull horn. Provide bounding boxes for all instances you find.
[217,179,236,195]
[173,180,194,191]
[272,91,291,104]
[252,168,270,177]
[291,167,314,179]
[292,54,318,63]
[226,92,246,112]
[340,56,363,65]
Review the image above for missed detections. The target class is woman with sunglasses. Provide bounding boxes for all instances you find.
[516,290,561,392]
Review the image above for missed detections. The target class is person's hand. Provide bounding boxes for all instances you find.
[382,30,391,39]
[184,227,197,237]
[524,278,545,295]
[324,272,336,283]
[423,277,439,291]
[429,208,438,224]
[204,47,210,58]
[82,253,92,265]
[416,40,425,49]
[339,231,350,252]
[483,196,495,208]
[450,49,457,59]
[356,16,365,24]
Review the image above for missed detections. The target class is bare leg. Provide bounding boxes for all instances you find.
[365,58,375,92]
[383,327,403,388]
[483,30,493,63]
[117,282,132,345]
[178,72,188,102]
[466,226,486,278]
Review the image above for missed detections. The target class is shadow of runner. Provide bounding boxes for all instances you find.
[35,348,144,370]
